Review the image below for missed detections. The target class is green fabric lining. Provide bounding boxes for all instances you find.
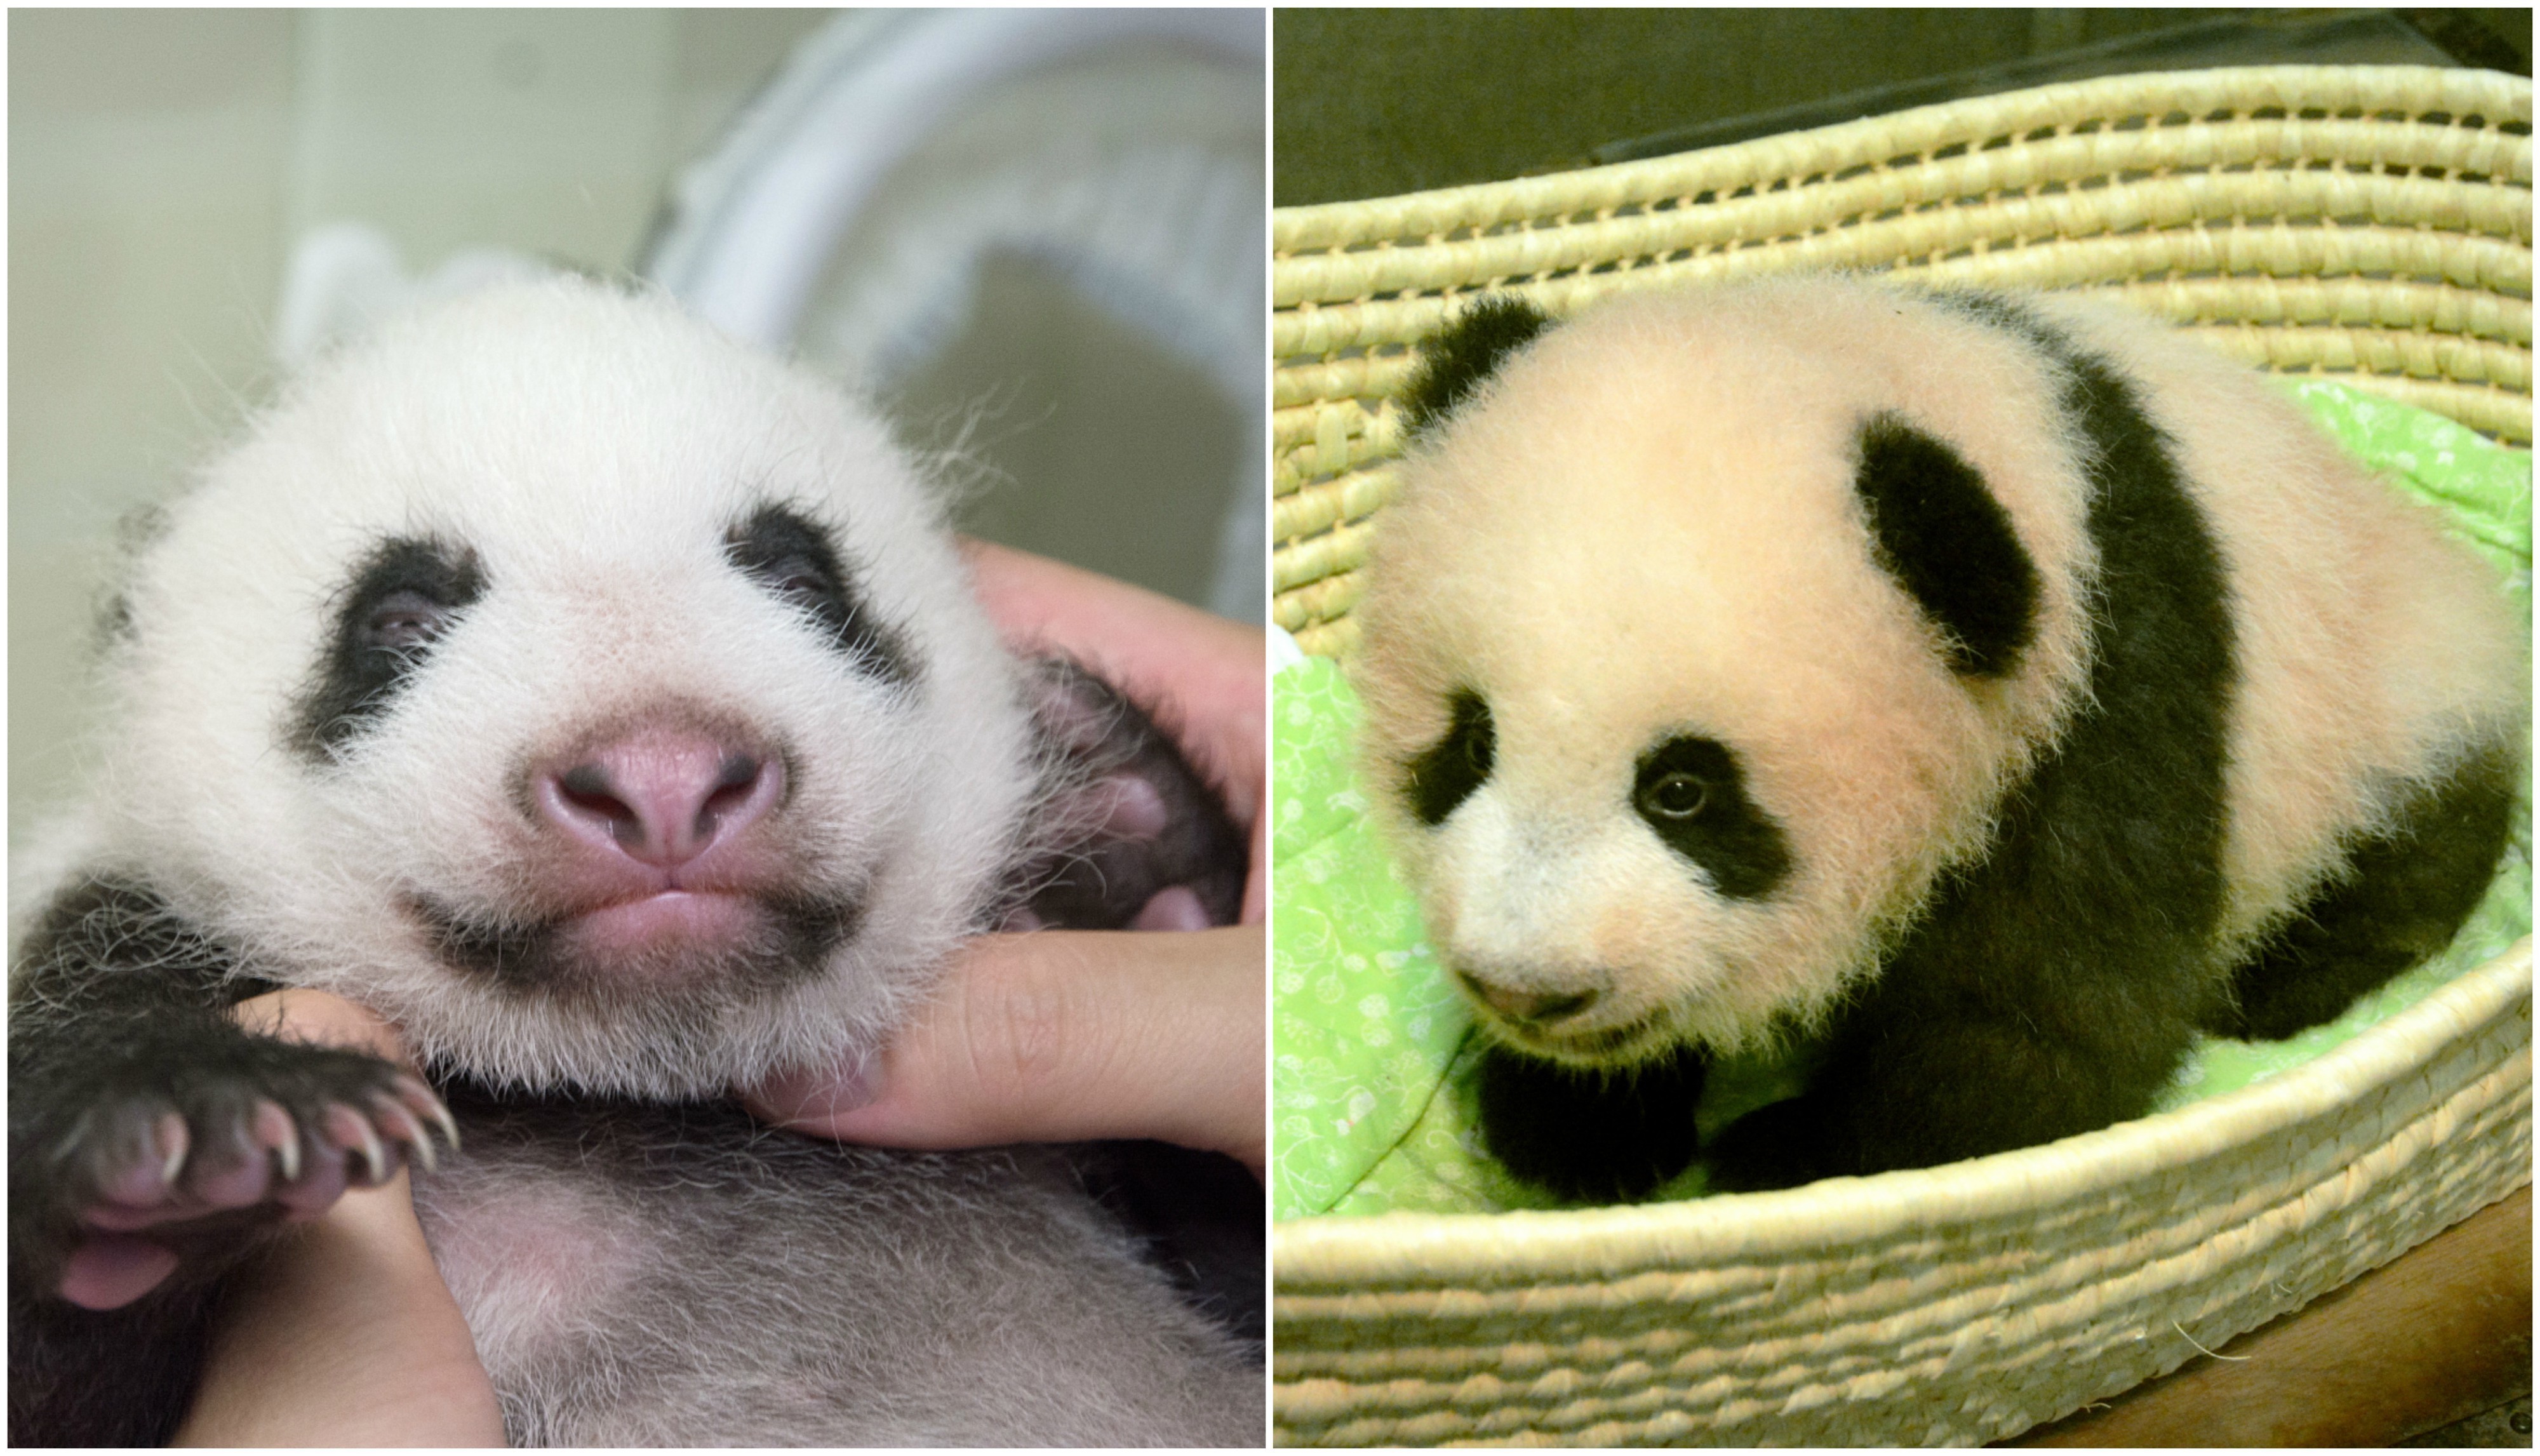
[1270,379,2533,1223]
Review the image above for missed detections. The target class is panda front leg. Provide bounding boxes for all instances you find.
[1476,1043,1707,1203]
[9,875,451,1446]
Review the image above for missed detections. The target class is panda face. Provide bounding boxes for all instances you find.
[1354,281,2102,1065]
[1394,681,1803,1064]
[95,281,1035,1096]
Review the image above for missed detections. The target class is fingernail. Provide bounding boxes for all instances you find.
[759,1055,880,1129]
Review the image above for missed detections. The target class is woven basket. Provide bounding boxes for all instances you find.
[1271,65,2533,1446]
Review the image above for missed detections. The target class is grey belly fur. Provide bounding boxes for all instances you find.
[412,1095,1259,1446]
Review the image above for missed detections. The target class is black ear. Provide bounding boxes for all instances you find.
[1854,413,2038,679]
[1400,297,1552,437]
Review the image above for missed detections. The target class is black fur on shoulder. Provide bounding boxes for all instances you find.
[1854,413,2040,678]
[1401,297,1553,437]
[1711,293,2238,1191]
[1078,1139,1266,1363]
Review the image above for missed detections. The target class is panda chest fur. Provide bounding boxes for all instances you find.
[1354,279,2523,1201]
[404,1099,1213,1447]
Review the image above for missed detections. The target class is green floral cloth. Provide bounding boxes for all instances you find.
[1271,379,2533,1223]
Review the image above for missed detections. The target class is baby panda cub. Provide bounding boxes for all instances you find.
[9,279,1259,1445]
[1356,276,2525,1203]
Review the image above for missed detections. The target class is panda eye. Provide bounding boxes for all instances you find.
[724,505,916,686]
[1638,771,1711,820]
[1407,690,1493,827]
[361,589,457,654]
[1631,733,1791,900]
[291,536,484,759]
[752,556,832,611]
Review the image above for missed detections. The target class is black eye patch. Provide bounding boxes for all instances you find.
[723,505,916,687]
[1407,689,1494,827]
[1632,735,1789,900]
[290,536,485,760]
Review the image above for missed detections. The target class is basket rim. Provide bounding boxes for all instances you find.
[1273,63,2534,246]
[1273,936,2532,1286]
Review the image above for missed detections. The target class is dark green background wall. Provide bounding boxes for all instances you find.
[1274,8,2530,206]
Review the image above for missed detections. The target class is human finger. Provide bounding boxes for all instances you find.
[748,925,1265,1177]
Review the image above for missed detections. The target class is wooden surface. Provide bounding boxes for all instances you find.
[2007,1184,2533,1446]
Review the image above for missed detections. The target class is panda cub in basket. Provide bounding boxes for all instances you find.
[8,279,1259,1445]
[1355,276,2525,1202]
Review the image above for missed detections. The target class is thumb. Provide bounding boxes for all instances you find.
[747,925,1264,1176]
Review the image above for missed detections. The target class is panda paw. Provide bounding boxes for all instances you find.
[31,1042,455,1311]
[1702,1097,1836,1193]
[1476,1045,1704,1205]
[1007,658,1247,933]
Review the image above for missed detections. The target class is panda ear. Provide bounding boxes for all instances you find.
[1401,297,1552,437]
[1852,413,2039,679]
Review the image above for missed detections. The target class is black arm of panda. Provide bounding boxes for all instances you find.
[9,877,448,1446]
[1477,1043,1706,1205]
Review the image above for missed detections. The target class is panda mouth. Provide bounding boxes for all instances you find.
[408,888,862,998]
[570,890,761,961]
[1493,1011,1668,1064]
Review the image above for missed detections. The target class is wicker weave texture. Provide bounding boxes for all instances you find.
[1271,65,2535,658]
[1273,945,2531,1446]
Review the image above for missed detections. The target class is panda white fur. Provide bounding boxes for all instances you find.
[8,278,1259,1444]
[1353,275,2525,1201]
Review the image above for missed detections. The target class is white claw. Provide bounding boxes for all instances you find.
[373,1099,438,1174]
[323,1105,389,1185]
[399,1077,460,1153]
[156,1113,189,1188]
[354,1120,387,1183]
[251,1100,303,1183]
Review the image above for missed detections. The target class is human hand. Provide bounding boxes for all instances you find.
[175,989,502,1446]
[751,924,1264,1176]
[749,543,1266,1173]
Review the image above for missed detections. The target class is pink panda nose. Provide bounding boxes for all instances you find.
[1457,970,1603,1028]
[533,728,785,869]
